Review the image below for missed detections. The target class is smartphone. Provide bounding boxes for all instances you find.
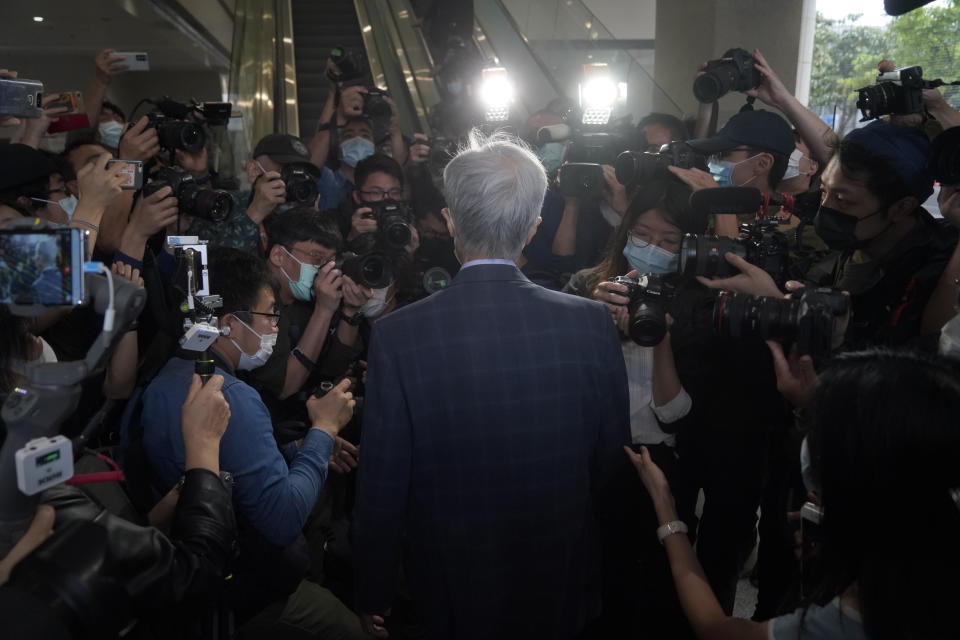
[0,228,86,306]
[45,90,90,134]
[0,77,44,118]
[107,160,144,190]
[114,52,150,72]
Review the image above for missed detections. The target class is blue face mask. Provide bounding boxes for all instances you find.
[340,137,375,168]
[280,246,319,302]
[536,142,565,174]
[31,194,78,224]
[99,120,125,149]
[707,153,760,187]
[622,239,678,274]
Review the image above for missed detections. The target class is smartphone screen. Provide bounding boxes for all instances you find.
[0,229,85,306]
[107,160,143,190]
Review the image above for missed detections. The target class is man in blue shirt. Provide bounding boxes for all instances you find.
[139,247,365,636]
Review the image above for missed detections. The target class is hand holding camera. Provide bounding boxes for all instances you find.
[307,378,355,438]
[174,147,210,178]
[340,85,366,118]
[129,186,179,240]
[601,164,629,215]
[743,49,792,109]
[250,170,286,222]
[341,275,373,314]
[351,206,379,239]
[766,341,818,409]
[313,260,344,313]
[695,251,784,299]
[119,115,161,162]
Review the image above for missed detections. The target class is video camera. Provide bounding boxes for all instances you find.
[609,274,677,347]
[615,141,709,187]
[142,166,233,223]
[693,48,762,103]
[363,199,413,252]
[856,65,960,121]
[680,218,790,285]
[713,287,849,359]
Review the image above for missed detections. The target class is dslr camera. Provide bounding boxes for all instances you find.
[680,218,789,285]
[558,132,628,199]
[363,89,392,122]
[615,142,709,186]
[693,48,762,103]
[364,200,413,252]
[280,163,320,205]
[145,112,206,153]
[713,287,850,359]
[142,166,233,223]
[327,46,367,83]
[335,251,392,289]
[855,65,947,121]
[609,274,677,347]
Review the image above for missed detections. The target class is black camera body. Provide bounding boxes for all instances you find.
[558,163,604,199]
[931,126,960,186]
[714,287,849,359]
[145,112,206,153]
[280,163,319,205]
[364,199,412,251]
[610,274,677,347]
[335,251,392,289]
[680,218,789,285]
[615,141,709,186]
[855,65,929,121]
[142,166,233,223]
[363,89,392,122]
[693,48,762,103]
[328,46,367,83]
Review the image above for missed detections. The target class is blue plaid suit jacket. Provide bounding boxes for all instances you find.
[353,263,630,640]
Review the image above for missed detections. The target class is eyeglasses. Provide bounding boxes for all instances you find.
[240,310,281,328]
[359,188,404,201]
[287,245,333,265]
[628,234,651,247]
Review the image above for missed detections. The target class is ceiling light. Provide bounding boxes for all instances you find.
[33,16,44,22]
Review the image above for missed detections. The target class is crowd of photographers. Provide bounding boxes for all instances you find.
[0,36,959,640]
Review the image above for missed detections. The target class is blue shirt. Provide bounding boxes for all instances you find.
[139,355,335,548]
[770,599,867,640]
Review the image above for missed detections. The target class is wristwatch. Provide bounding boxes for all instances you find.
[341,309,364,326]
[656,520,689,546]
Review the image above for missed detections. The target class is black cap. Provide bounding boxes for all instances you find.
[252,133,316,167]
[686,110,795,157]
[0,144,54,190]
[884,0,935,15]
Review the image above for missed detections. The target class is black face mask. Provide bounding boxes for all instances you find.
[813,205,886,251]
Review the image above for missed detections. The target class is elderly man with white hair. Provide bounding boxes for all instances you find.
[353,131,630,640]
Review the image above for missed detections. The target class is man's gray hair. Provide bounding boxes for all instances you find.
[443,130,547,259]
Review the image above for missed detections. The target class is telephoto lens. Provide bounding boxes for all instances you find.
[615,142,709,187]
[336,251,392,289]
[680,220,789,285]
[713,287,849,359]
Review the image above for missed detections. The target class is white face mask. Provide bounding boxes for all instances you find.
[939,312,960,359]
[361,286,390,318]
[99,120,125,149]
[229,317,277,371]
[31,194,78,224]
[782,147,810,181]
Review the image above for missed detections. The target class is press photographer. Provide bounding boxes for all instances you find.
[133,246,365,636]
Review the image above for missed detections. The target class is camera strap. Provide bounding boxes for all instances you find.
[329,86,343,171]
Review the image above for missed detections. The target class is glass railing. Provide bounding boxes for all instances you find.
[476,0,686,124]
[354,0,442,135]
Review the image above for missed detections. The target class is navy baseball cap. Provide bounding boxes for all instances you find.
[843,120,933,201]
[687,109,795,157]
[253,133,317,168]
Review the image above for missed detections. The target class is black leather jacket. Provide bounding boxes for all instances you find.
[2,469,236,638]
